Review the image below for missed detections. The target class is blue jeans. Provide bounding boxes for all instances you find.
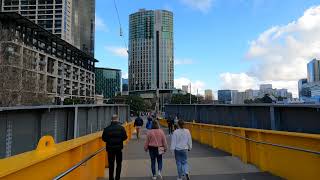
[149,146,163,176]
[174,150,189,178]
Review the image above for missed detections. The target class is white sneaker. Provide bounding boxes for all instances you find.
[158,171,163,179]
[152,176,157,180]
[177,178,182,180]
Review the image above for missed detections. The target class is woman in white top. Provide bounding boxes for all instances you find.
[170,120,192,180]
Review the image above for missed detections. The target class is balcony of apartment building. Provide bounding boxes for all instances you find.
[38,54,47,72]
[46,76,55,94]
[0,42,22,67]
[46,57,55,75]
[22,48,38,71]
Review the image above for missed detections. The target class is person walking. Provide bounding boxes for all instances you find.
[144,120,167,180]
[171,120,192,180]
[146,115,153,130]
[173,115,179,130]
[102,115,128,180]
[167,115,174,135]
[134,115,144,139]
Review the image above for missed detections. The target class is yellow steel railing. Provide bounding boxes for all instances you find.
[0,122,134,180]
[159,119,320,180]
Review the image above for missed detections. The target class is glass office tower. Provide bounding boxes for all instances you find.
[1,0,95,56]
[128,9,174,92]
[95,68,121,99]
[307,59,320,83]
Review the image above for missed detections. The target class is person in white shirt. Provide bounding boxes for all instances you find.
[170,120,192,180]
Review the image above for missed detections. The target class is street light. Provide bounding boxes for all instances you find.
[189,83,192,104]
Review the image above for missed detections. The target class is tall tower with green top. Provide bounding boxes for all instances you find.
[128,9,174,93]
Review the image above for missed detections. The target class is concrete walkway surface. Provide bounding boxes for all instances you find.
[99,122,282,180]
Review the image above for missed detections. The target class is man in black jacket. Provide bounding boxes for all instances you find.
[102,114,128,180]
[134,115,143,139]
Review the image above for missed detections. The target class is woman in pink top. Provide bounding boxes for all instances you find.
[144,120,167,180]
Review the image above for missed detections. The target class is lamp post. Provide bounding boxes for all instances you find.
[189,83,192,104]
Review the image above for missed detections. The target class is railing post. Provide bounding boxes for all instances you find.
[240,129,248,163]
[230,129,235,156]
[211,126,217,148]
[258,132,267,171]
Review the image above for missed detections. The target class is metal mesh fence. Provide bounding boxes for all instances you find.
[0,104,129,158]
[165,104,320,134]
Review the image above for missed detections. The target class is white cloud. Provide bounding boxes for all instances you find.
[174,77,206,95]
[219,73,258,91]
[179,0,213,12]
[219,73,299,97]
[122,72,128,79]
[175,58,194,65]
[220,6,320,98]
[95,15,108,32]
[105,46,128,58]
[246,5,320,82]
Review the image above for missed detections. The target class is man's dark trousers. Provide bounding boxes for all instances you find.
[108,150,123,180]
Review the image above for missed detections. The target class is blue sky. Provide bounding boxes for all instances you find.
[94,0,320,97]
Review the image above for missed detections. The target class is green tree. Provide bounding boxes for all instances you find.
[261,94,273,103]
[170,93,197,104]
[125,95,146,115]
[244,99,254,104]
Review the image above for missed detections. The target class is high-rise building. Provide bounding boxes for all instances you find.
[122,78,129,95]
[298,78,308,98]
[72,0,95,56]
[204,89,213,101]
[0,13,97,105]
[128,9,174,92]
[218,90,238,104]
[0,0,95,56]
[307,59,320,83]
[95,68,121,99]
[232,91,246,104]
[260,84,272,91]
[182,85,189,93]
[244,89,259,100]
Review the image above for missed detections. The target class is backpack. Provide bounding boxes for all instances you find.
[146,121,152,129]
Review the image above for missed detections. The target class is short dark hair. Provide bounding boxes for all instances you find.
[178,120,184,129]
[152,120,160,129]
[112,114,119,121]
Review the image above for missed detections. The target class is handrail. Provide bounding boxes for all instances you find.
[191,126,320,155]
[213,129,320,155]
[52,147,106,180]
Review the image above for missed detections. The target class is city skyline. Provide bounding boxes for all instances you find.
[94,0,320,98]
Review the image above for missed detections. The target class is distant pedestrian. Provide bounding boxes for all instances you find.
[173,115,179,130]
[102,114,128,180]
[171,120,192,180]
[134,115,144,139]
[144,120,167,180]
[146,115,153,130]
[167,116,174,135]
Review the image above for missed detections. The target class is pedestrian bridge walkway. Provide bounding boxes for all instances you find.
[0,120,319,180]
[100,126,280,180]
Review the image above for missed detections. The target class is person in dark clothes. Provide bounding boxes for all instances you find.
[134,115,144,139]
[102,114,128,180]
[146,115,153,130]
[167,115,174,135]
